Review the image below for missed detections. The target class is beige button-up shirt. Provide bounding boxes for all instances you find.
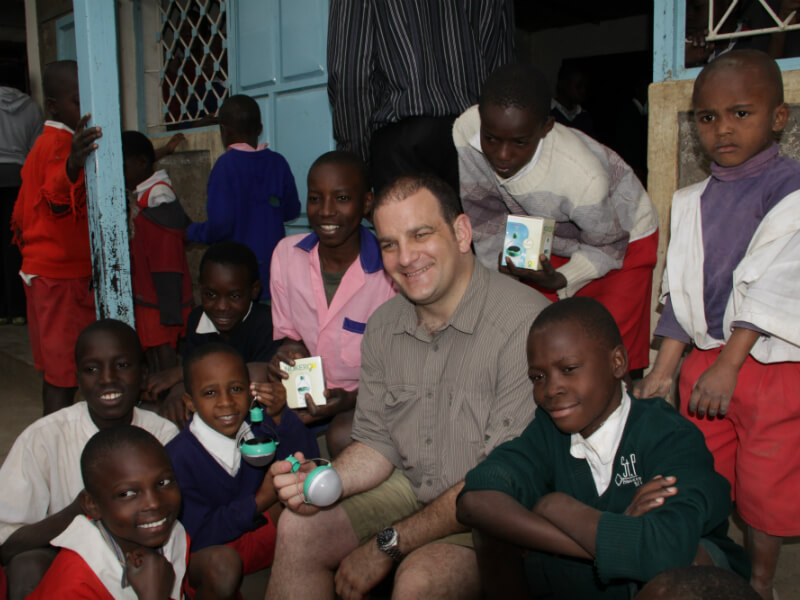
[352,261,550,503]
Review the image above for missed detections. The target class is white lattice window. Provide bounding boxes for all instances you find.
[157,0,229,127]
[704,0,800,43]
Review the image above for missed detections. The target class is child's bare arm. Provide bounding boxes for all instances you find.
[125,547,175,600]
[303,388,357,421]
[0,496,83,563]
[634,337,687,400]
[146,366,183,399]
[65,114,101,184]
[456,490,591,559]
[690,327,760,417]
[154,133,185,161]
[250,379,286,424]
[266,338,310,382]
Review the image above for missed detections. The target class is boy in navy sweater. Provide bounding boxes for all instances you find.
[166,344,317,582]
[186,94,300,300]
[457,298,747,599]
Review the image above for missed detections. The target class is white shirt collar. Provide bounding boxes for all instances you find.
[468,131,543,184]
[189,414,252,477]
[551,98,584,122]
[51,515,187,600]
[569,382,631,495]
[632,98,647,116]
[196,302,253,334]
[134,169,172,207]
[44,120,75,134]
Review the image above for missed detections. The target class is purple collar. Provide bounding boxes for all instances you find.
[711,144,779,182]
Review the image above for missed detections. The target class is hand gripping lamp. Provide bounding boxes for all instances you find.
[286,456,343,507]
[238,402,279,467]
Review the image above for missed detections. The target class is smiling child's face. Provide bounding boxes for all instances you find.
[306,162,371,251]
[199,262,260,333]
[184,351,250,438]
[76,329,145,430]
[527,319,626,439]
[84,443,181,554]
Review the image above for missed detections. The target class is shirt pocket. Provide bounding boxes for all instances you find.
[341,317,366,368]
[452,390,492,452]
[383,385,419,452]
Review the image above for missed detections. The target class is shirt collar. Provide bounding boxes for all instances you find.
[226,142,269,152]
[468,130,543,184]
[711,143,779,182]
[195,302,254,334]
[393,259,486,336]
[569,383,631,495]
[189,414,252,476]
[44,120,75,134]
[134,169,172,207]
[295,225,383,274]
[551,98,584,121]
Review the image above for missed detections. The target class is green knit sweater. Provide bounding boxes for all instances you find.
[462,396,748,592]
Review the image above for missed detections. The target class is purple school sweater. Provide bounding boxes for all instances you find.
[166,409,318,551]
[656,144,800,342]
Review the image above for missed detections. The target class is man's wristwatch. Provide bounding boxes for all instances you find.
[376,527,405,562]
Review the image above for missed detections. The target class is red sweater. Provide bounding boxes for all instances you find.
[10,122,91,278]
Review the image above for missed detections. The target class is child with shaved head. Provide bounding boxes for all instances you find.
[186,94,300,300]
[637,49,800,599]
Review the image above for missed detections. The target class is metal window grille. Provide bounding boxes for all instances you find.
[705,0,800,42]
[157,0,228,126]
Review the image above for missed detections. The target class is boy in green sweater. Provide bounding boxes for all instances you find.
[456,298,748,599]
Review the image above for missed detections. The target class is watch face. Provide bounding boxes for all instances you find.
[377,528,396,548]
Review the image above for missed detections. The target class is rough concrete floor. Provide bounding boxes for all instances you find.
[0,325,797,598]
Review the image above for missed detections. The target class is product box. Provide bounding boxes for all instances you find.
[280,356,326,409]
[502,215,555,271]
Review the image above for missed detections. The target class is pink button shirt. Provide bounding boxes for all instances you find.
[270,226,396,391]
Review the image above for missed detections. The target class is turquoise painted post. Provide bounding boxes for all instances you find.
[72,0,135,325]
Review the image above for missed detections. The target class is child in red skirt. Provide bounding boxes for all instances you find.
[453,63,658,373]
[636,50,800,600]
[122,130,192,375]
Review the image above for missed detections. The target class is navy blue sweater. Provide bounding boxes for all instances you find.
[186,147,300,299]
[166,410,318,550]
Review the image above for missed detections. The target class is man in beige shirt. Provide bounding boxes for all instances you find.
[267,174,550,600]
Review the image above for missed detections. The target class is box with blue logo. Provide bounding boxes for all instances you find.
[502,215,555,271]
[280,356,326,409]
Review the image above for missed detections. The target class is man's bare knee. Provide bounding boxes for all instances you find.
[6,548,58,600]
[393,544,479,600]
[275,507,357,570]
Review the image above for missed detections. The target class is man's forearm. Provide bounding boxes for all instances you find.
[1,499,82,564]
[391,482,468,555]
[335,441,394,499]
